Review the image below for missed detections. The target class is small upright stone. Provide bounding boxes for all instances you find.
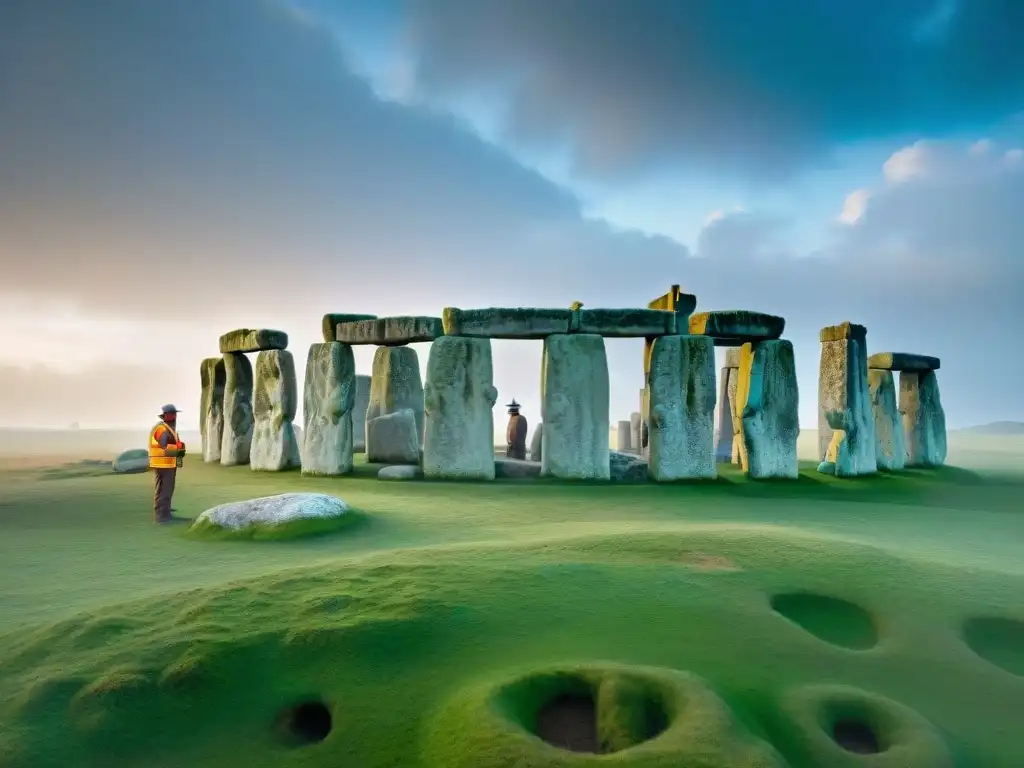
[541,334,610,480]
[366,408,420,464]
[715,356,739,464]
[817,322,877,477]
[900,370,947,467]
[529,422,544,462]
[250,350,300,471]
[352,374,371,453]
[302,342,355,476]
[367,346,424,445]
[647,335,717,481]
[220,353,254,466]
[200,357,226,463]
[219,328,288,354]
[734,341,799,479]
[869,369,905,470]
[423,336,498,479]
[629,412,642,456]
[616,420,632,452]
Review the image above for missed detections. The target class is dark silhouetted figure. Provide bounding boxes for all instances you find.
[505,399,528,460]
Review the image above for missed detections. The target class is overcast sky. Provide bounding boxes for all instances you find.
[1,0,1022,432]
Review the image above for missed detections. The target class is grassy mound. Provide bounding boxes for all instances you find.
[186,509,367,541]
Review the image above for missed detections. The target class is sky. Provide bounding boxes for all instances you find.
[0,0,1022,435]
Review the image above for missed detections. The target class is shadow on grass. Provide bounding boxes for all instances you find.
[36,460,113,481]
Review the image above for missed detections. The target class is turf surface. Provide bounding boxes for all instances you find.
[1,440,1023,767]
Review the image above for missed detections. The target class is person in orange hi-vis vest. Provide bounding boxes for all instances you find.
[149,404,187,524]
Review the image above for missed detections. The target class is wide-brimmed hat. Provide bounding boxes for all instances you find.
[505,399,521,411]
[160,404,181,416]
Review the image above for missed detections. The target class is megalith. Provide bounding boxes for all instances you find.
[817,323,877,476]
[529,423,544,462]
[366,408,420,464]
[200,357,225,463]
[541,334,610,480]
[734,340,800,479]
[715,348,740,464]
[250,350,301,472]
[616,420,632,452]
[868,369,905,470]
[900,370,947,467]
[647,335,717,481]
[353,374,371,453]
[367,346,424,449]
[220,352,254,466]
[301,342,355,476]
[629,412,642,456]
[422,336,499,480]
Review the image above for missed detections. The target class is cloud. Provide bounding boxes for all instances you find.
[382,0,1024,181]
[838,189,871,224]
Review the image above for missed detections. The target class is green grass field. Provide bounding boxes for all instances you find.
[1,431,1023,767]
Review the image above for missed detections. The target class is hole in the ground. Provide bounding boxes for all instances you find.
[831,718,881,754]
[278,700,332,745]
[963,616,1024,676]
[536,693,599,753]
[770,592,878,650]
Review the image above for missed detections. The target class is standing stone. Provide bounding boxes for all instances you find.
[220,352,254,466]
[366,409,420,464]
[616,420,632,452]
[250,350,301,471]
[869,369,905,471]
[541,334,610,480]
[817,323,877,476]
[647,335,717,481]
[200,357,225,463]
[301,342,355,476]
[529,423,544,462]
[367,346,424,449]
[639,387,650,459]
[714,366,735,463]
[735,341,800,479]
[629,412,642,456]
[353,374,371,453]
[900,370,947,467]
[423,336,499,479]
[727,358,741,464]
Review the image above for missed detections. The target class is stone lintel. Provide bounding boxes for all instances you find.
[336,316,444,346]
[219,328,288,354]
[321,313,378,342]
[577,308,677,337]
[868,352,941,371]
[819,322,867,343]
[688,311,785,344]
[442,307,572,339]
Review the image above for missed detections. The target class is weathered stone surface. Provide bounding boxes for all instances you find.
[616,420,632,452]
[366,408,420,464]
[529,422,544,462]
[301,342,355,476]
[321,313,378,342]
[610,450,648,482]
[868,352,941,372]
[640,387,650,459]
[200,357,226,463]
[220,352,254,466]
[817,323,877,477]
[251,350,301,472]
[336,316,443,346]
[576,308,677,337]
[647,286,698,316]
[900,370,947,467]
[423,336,498,480]
[541,334,610,480]
[727,363,741,464]
[112,448,149,474]
[647,335,717,481]
[194,493,347,530]
[219,328,288,354]
[629,412,642,456]
[378,465,422,480]
[353,374,371,453]
[715,367,735,463]
[735,341,800,479]
[688,311,786,344]
[367,346,424,446]
[442,307,572,339]
[495,457,542,478]
[724,348,741,368]
[869,369,905,471]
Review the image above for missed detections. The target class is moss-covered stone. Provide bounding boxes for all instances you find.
[218,328,288,354]
[868,352,941,372]
[819,322,867,343]
[869,369,905,471]
[336,316,443,345]
[576,308,677,337]
[735,340,800,479]
[250,350,300,472]
[199,357,225,463]
[220,353,253,466]
[301,342,355,476]
[320,313,377,342]
[818,324,877,477]
[900,370,947,467]
[647,287,698,316]
[689,311,786,343]
[442,307,572,338]
[367,346,424,447]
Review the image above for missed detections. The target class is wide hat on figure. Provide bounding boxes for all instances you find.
[506,399,521,413]
[160,404,181,417]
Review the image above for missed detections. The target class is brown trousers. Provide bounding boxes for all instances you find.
[153,468,176,522]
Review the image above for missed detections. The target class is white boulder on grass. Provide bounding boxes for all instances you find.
[193,493,348,530]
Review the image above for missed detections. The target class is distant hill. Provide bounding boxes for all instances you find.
[957,421,1024,436]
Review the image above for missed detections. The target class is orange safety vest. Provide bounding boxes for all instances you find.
[149,422,180,470]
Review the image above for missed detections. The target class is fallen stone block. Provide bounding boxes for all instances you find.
[250,350,301,472]
[378,465,422,480]
[868,352,941,372]
[112,448,149,474]
[200,357,226,463]
[352,374,371,453]
[610,450,648,482]
[735,341,800,479]
[817,322,877,477]
[219,328,288,354]
[193,492,347,530]
[647,335,717,481]
[423,336,498,480]
[367,346,424,445]
[321,313,378,343]
[301,342,355,476]
[688,311,786,344]
[900,370,947,467]
[366,408,420,464]
[576,308,677,337]
[336,316,443,345]
[442,307,572,338]
[220,352,254,466]
[541,334,610,479]
[869,369,905,471]
[495,457,542,479]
